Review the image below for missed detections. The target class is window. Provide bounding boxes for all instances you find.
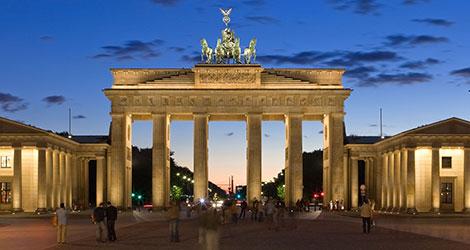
[0,156,11,168]
[0,182,12,204]
[442,156,452,169]
[440,182,452,204]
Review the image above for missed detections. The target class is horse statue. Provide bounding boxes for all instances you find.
[215,39,225,64]
[200,39,213,64]
[232,38,241,64]
[243,38,257,64]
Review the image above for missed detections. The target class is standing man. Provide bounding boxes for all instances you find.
[56,203,68,244]
[168,200,181,242]
[360,198,372,234]
[106,201,118,242]
[239,200,247,219]
[93,202,107,243]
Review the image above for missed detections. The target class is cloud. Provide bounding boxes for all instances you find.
[359,72,432,87]
[450,67,470,78]
[399,58,441,69]
[385,34,449,47]
[93,39,164,60]
[403,0,430,5]
[264,133,270,138]
[412,18,454,27]
[0,92,28,112]
[180,51,200,63]
[40,36,53,41]
[344,66,378,79]
[151,0,181,6]
[225,132,234,136]
[169,46,186,52]
[258,50,401,67]
[42,95,66,106]
[328,0,381,15]
[245,16,280,25]
[73,115,86,119]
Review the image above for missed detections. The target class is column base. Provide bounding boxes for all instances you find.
[432,207,440,213]
[463,208,470,213]
[407,208,418,214]
[397,207,407,214]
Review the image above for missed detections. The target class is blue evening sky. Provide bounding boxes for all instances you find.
[1,0,469,186]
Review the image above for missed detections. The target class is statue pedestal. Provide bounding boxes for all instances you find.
[193,64,263,88]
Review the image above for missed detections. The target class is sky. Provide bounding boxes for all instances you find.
[1,0,470,187]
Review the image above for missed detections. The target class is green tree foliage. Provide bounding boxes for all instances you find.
[170,185,183,200]
[276,185,285,200]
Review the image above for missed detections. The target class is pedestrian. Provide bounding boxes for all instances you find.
[265,198,275,230]
[360,198,372,234]
[168,200,181,242]
[230,200,238,224]
[106,201,118,242]
[93,202,108,243]
[203,207,220,250]
[251,198,259,221]
[239,200,247,219]
[55,203,67,244]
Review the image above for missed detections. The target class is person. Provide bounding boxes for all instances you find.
[168,200,181,242]
[56,203,67,244]
[93,202,107,243]
[202,207,220,250]
[230,201,238,224]
[251,198,259,221]
[106,201,118,242]
[239,200,247,219]
[265,198,275,230]
[360,198,372,234]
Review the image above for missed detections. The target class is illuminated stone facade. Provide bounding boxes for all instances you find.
[104,64,351,208]
[0,117,109,212]
[345,118,470,213]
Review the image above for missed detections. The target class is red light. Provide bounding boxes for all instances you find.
[320,192,324,196]
[313,194,319,198]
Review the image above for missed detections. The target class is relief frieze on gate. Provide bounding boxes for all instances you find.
[116,94,343,108]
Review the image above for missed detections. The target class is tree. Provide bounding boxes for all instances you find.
[170,186,183,200]
[276,185,285,200]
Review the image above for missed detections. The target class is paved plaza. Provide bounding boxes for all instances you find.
[1,210,470,250]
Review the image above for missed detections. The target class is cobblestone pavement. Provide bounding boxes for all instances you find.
[44,211,469,250]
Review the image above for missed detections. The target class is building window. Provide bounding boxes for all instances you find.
[0,156,11,168]
[0,182,12,204]
[442,156,452,169]
[440,182,453,204]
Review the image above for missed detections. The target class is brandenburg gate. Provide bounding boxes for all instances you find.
[103,9,351,209]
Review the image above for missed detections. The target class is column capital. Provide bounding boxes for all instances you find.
[96,156,105,160]
[285,113,303,118]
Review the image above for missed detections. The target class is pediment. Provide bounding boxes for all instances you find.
[0,117,47,135]
[405,118,470,135]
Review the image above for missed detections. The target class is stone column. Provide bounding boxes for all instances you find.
[323,113,345,204]
[394,150,400,211]
[431,147,440,212]
[84,159,89,208]
[375,156,382,208]
[343,153,349,209]
[381,153,388,210]
[76,158,83,207]
[464,148,470,212]
[285,113,303,207]
[246,113,262,205]
[37,147,47,212]
[365,159,370,191]
[72,156,80,207]
[96,156,105,206]
[194,113,209,201]
[65,154,72,208]
[46,149,53,210]
[369,159,375,200]
[400,149,408,211]
[406,148,417,213]
[110,113,130,209]
[52,149,59,208]
[152,113,170,209]
[12,146,22,212]
[59,152,66,205]
[351,157,358,208]
[388,152,394,210]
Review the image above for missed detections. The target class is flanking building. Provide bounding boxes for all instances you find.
[344,117,470,213]
[0,117,109,212]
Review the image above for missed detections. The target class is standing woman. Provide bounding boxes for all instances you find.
[56,202,68,244]
[360,198,372,234]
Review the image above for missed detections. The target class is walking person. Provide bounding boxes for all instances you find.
[93,202,108,243]
[106,201,118,242]
[168,200,181,242]
[251,198,259,221]
[203,207,220,250]
[55,203,68,244]
[360,198,372,234]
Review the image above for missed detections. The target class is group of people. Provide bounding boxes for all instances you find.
[53,201,118,245]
